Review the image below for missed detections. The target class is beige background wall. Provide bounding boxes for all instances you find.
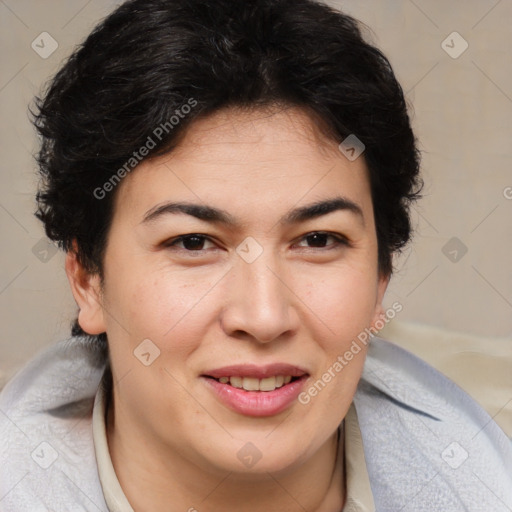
[1,1,511,388]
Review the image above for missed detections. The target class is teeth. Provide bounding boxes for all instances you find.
[217,375,295,391]
[242,377,260,391]
[230,376,243,388]
[259,376,276,391]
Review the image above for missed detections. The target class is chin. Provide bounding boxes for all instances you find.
[196,431,317,477]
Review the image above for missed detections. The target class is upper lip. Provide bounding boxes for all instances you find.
[203,363,309,379]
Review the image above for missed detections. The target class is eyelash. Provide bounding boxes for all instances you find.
[164,232,350,253]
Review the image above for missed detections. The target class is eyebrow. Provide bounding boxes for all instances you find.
[141,196,364,227]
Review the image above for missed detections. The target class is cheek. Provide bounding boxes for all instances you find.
[103,268,221,411]
[105,262,224,356]
[293,267,374,446]
[300,264,379,343]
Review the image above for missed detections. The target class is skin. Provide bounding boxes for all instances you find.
[66,105,388,512]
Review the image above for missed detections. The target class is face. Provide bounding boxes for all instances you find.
[69,106,388,476]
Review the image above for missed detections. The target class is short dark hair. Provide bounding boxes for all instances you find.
[34,0,421,337]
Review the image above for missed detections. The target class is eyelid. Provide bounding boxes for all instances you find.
[162,231,350,252]
[294,231,350,249]
[164,233,218,250]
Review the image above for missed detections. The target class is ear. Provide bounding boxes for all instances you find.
[65,247,106,335]
[370,273,390,331]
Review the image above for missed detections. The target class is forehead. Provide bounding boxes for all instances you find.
[113,106,373,223]
[175,105,334,150]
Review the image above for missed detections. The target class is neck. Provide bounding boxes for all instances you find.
[106,392,345,512]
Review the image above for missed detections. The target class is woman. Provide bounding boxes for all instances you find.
[1,0,511,510]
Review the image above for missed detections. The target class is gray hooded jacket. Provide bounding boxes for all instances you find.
[1,336,511,511]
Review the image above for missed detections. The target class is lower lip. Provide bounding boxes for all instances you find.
[203,377,307,417]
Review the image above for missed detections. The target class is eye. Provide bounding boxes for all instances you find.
[295,231,348,249]
[166,234,216,251]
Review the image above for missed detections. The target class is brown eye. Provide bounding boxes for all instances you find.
[168,234,215,251]
[296,232,347,249]
[304,233,329,247]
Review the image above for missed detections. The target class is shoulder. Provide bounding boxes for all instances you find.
[0,337,108,511]
[355,337,512,512]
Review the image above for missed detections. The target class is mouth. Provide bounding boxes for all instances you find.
[204,374,302,392]
[201,364,309,417]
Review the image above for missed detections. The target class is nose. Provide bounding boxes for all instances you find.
[220,255,299,344]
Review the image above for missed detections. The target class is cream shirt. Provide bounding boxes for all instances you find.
[92,385,375,512]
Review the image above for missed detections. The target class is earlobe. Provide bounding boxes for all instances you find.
[370,274,390,332]
[65,249,106,335]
